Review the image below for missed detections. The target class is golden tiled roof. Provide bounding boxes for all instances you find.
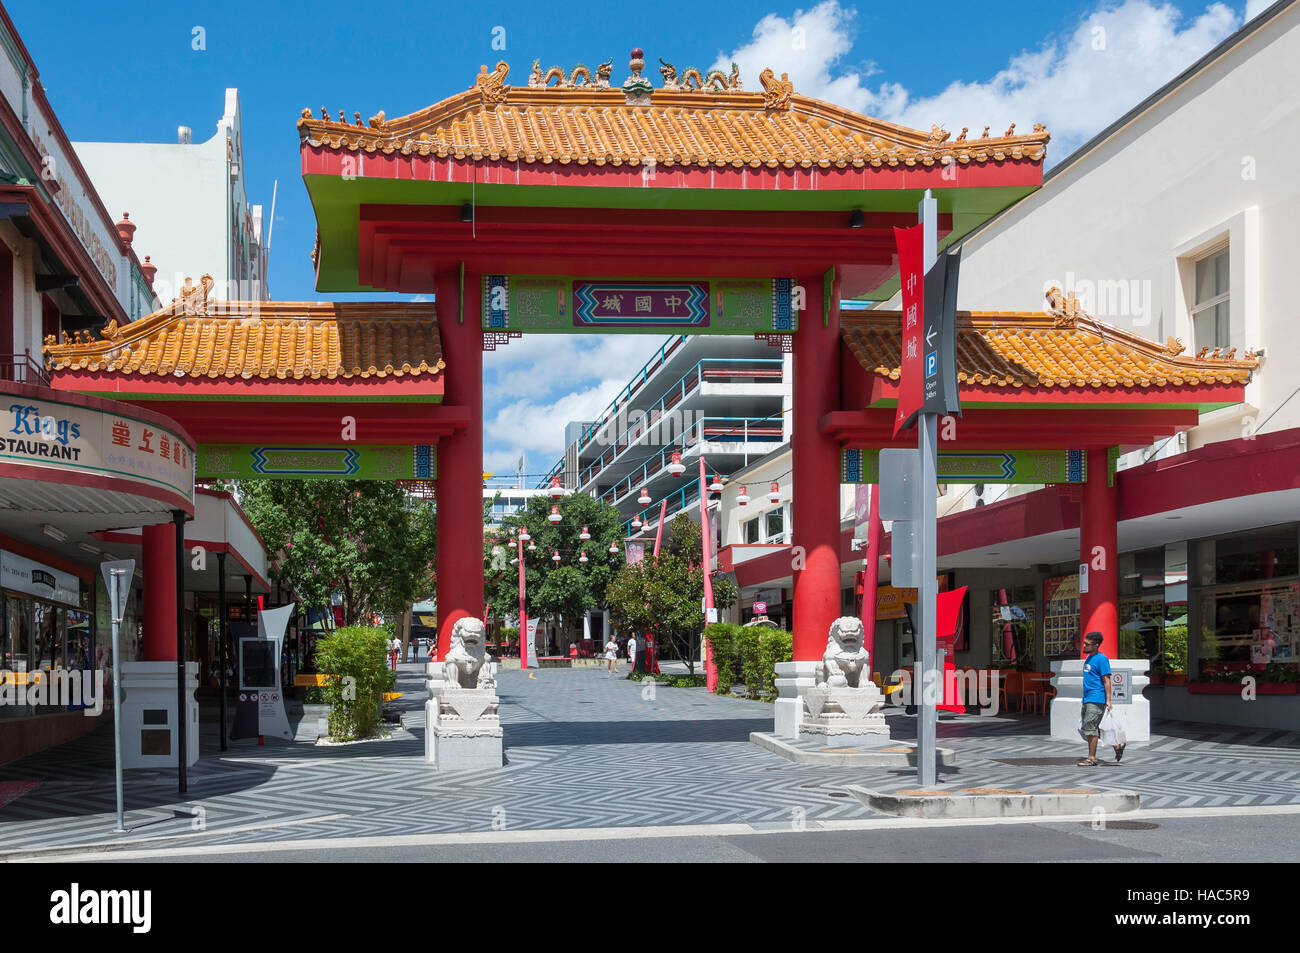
[296,56,1050,170]
[843,306,1259,390]
[45,299,444,381]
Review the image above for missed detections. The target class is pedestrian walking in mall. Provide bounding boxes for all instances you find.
[1077,631,1117,766]
[604,635,619,674]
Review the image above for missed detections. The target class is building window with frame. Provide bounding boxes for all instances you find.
[743,516,761,544]
[1191,244,1230,351]
[764,507,785,543]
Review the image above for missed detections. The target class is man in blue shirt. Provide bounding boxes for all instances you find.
[1078,631,1117,766]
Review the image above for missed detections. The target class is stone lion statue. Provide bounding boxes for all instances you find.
[816,617,870,689]
[442,617,495,690]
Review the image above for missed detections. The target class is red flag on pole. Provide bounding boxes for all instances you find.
[893,223,925,438]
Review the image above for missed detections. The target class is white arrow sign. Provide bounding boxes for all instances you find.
[926,326,938,347]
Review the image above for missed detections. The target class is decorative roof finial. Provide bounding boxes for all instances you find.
[759,68,794,111]
[475,61,510,105]
[623,48,652,106]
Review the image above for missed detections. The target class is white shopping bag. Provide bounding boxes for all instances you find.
[1099,707,1127,747]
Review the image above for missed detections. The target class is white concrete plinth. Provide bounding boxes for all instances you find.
[800,684,890,742]
[430,732,503,770]
[423,662,445,765]
[119,661,199,769]
[425,662,503,770]
[773,660,818,739]
[1050,658,1150,744]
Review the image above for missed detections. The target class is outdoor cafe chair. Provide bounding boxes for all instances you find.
[998,670,1020,712]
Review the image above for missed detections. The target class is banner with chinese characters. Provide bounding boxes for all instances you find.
[892,223,925,437]
[1,395,193,502]
[841,448,1087,485]
[483,275,797,334]
[196,445,437,480]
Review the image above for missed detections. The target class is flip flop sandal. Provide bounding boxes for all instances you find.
[1114,744,1126,763]
[1077,758,1100,766]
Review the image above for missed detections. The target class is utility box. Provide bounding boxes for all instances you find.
[119,661,199,769]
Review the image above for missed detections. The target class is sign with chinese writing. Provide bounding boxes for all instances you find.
[842,448,1087,485]
[196,445,437,480]
[752,601,767,615]
[0,550,81,607]
[2,396,193,502]
[893,224,925,437]
[574,281,709,328]
[483,275,797,334]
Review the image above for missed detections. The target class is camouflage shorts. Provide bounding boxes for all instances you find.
[1080,702,1106,737]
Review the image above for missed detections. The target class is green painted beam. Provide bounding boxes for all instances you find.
[304,173,1036,294]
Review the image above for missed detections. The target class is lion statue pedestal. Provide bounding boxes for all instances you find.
[798,617,890,744]
[425,617,503,770]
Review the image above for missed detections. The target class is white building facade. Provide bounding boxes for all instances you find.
[869,2,1300,727]
[546,334,791,537]
[75,88,270,305]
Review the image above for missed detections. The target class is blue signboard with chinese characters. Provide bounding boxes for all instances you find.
[483,275,798,334]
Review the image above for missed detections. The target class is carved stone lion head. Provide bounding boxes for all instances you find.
[452,617,485,649]
[828,616,865,652]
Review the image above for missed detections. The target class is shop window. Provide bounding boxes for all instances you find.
[989,586,1035,666]
[1042,574,1081,659]
[1196,528,1299,587]
[1197,581,1298,671]
[1191,245,1230,351]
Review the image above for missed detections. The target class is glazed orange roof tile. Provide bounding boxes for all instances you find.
[296,55,1050,170]
[44,295,444,381]
[843,301,1259,391]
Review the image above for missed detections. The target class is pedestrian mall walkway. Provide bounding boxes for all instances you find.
[1,666,1298,856]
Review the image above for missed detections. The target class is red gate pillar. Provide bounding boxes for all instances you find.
[1080,447,1119,659]
[142,521,177,661]
[791,273,842,661]
[434,271,484,662]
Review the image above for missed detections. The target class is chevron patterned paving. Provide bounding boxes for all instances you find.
[1,665,1298,852]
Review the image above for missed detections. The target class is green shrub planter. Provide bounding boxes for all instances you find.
[313,626,397,741]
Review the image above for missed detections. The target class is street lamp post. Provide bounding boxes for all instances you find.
[518,534,529,670]
[698,458,717,690]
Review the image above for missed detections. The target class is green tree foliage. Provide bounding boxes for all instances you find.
[313,626,395,740]
[483,491,624,640]
[236,480,436,626]
[605,515,737,673]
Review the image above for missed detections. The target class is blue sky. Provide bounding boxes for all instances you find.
[13,0,1273,479]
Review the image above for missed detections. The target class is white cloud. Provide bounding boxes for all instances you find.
[482,333,678,474]
[715,0,1246,160]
